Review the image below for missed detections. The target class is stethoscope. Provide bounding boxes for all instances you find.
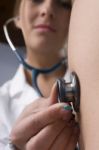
[3,18,80,113]
[57,72,80,112]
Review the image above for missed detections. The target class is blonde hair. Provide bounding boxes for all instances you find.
[13,0,21,17]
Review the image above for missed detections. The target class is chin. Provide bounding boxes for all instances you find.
[30,40,52,50]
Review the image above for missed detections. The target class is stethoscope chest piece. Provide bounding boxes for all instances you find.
[57,72,80,112]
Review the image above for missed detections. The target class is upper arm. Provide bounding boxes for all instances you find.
[68,0,99,149]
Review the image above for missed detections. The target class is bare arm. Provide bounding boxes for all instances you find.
[68,0,99,149]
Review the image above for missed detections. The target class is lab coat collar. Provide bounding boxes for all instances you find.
[9,65,28,97]
[9,63,69,98]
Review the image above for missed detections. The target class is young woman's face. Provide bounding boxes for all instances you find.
[18,0,71,54]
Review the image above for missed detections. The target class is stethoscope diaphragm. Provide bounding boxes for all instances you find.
[57,72,80,112]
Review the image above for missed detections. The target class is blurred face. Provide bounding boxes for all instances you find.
[17,0,71,54]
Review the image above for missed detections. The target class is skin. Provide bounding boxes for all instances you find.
[15,0,71,97]
[10,1,79,149]
[10,83,79,150]
[68,0,99,149]
[17,0,70,63]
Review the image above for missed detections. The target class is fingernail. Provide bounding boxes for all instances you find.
[60,104,72,121]
[63,105,72,111]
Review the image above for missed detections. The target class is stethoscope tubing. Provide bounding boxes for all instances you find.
[3,18,66,96]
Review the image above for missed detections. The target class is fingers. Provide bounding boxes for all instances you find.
[10,82,73,150]
[50,123,74,150]
[51,123,79,150]
[15,97,50,123]
[25,119,68,150]
[65,125,79,150]
[10,103,72,149]
[23,103,72,135]
[15,82,58,123]
[49,82,58,104]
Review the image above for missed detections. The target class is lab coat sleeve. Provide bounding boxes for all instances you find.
[0,143,14,150]
[0,122,14,150]
[0,84,14,150]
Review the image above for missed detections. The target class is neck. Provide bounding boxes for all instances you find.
[24,60,66,90]
[26,48,65,69]
[24,48,66,96]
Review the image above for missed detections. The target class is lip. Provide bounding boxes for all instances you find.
[34,24,56,32]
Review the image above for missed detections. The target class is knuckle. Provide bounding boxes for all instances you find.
[10,131,17,144]
[10,130,24,148]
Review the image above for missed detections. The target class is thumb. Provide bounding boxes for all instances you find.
[49,82,58,104]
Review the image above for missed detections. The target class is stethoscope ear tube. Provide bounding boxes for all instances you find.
[57,72,80,112]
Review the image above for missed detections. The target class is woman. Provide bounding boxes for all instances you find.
[0,0,79,150]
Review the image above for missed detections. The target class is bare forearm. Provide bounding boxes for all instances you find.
[68,0,99,149]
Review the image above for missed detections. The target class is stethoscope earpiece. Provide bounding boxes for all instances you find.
[57,72,80,112]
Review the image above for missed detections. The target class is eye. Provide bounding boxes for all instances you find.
[57,0,72,9]
[31,0,44,4]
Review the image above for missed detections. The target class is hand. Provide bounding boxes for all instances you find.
[10,84,79,150]
[25,120,79,150]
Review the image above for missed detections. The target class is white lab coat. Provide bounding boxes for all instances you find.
[0,65,39,149]
[0,65,69,150]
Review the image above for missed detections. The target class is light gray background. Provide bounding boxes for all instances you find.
[0,43,19,86]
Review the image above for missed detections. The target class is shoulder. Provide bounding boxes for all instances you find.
[0,65,24,102]
[0,80,13,125]
[0,65,21,106]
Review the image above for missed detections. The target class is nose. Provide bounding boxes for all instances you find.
[40,1,55,19]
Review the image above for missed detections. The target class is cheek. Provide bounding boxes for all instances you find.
[61,15,70,36]
[20,12,33,39]
[60,22,69,39]
[20,3,36,29]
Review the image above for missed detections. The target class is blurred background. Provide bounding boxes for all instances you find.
[0,0,14,43]
[0,43,19,86]
[0,0,24,86]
